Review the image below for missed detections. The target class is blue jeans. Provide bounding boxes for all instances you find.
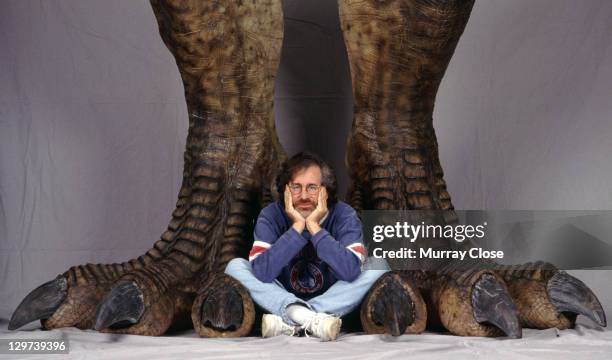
[224,257,390,326]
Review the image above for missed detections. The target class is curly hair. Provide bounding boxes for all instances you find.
[276,151,338,208]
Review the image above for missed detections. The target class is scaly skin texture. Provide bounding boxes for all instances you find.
[121,0,285,336]
[340,0,482,336]
[11,0,285,336]
[495,262,575,329]
[340,0,464,213]
[41,236,190,330]
[340,0,605,337]
[10,0,606,338]
[109,0,286,336]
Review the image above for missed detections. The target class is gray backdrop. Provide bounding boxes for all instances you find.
[1,0,611,322]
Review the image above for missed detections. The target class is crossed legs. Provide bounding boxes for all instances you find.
[224,258,389,327]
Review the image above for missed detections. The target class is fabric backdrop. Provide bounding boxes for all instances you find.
[1,0,611,322]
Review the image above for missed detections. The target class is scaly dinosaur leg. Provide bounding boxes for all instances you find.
[93,0,285,336]
[339,0,605,337]
[10,0,286,336]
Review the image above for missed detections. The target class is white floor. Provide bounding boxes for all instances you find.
[0,319,610,360]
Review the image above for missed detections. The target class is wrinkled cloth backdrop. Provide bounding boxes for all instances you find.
[1,0,612,322]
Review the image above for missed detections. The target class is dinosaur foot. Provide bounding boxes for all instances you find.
[360,272,427,336]
[432,269,521,338]
[192,274,255,337]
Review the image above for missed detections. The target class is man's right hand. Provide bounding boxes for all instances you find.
[285,185,305,233]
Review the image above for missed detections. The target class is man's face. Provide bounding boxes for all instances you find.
[289,165,322,218]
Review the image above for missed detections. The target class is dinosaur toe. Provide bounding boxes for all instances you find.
[94,281,145,330]
[547,271,606,327]
[361,271,427,336]
[192,274,255,338]
[200,287,244,332]
[9,277,68,330]
[472,274,521,338]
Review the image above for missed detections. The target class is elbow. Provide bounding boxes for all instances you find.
[338,265,361,283]
[347,266,362,282]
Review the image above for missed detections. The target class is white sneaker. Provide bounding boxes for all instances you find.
[302,313,342,341]
[261,314,300,338]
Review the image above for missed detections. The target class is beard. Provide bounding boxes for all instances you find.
[294,199,316,218]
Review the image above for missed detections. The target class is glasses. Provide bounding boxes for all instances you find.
[289,183,321,195]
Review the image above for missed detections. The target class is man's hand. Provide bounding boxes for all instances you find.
[306,187,328,235]
[285,185,306,233]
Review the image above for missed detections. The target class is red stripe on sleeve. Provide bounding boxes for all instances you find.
[249,246,268,258]
[348,244,366,255]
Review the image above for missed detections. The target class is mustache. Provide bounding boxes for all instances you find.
[295,200,315,207]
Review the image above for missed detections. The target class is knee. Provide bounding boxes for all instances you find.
[363,257,391,271]
[361,269,389,282]
[357,260,390,283]
[224,257,251,276]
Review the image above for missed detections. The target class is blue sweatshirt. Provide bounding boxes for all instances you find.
[248,200,366,299]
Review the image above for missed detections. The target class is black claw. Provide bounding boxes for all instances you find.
[371,281,414,336]
[472,274,522,338]
[8,277,68,330]
[547,271,607,327]
[200,287,243,332]
[94,281,144,330]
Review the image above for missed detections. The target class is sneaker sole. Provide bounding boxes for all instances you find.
[323,318,342,342]
[261,314,277,338]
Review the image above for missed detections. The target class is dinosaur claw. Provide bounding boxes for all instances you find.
[8,277,68,330]
[94,281,144,330]
[200,287,243,332]
[472,274,522,338]
[547,272,607,327]
[371,281,414,336]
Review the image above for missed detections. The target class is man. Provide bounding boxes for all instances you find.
[225,152,389,341]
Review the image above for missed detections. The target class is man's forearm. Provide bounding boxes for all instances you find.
[251,227,308,282]
[310,229,362,282]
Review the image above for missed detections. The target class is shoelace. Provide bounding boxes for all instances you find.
[301,318,314,338]
[287,324,299,337]
[302,320,312,338]
[279,319,300,337]
[301,314,332,338]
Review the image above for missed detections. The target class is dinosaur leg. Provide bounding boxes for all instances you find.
[91,0,286,336]
[340,0,606,337]
[339,0,475,336]
[10,0,286,336]
[339,0,470,214]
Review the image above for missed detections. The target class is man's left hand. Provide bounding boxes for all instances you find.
[306,187,328,235]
